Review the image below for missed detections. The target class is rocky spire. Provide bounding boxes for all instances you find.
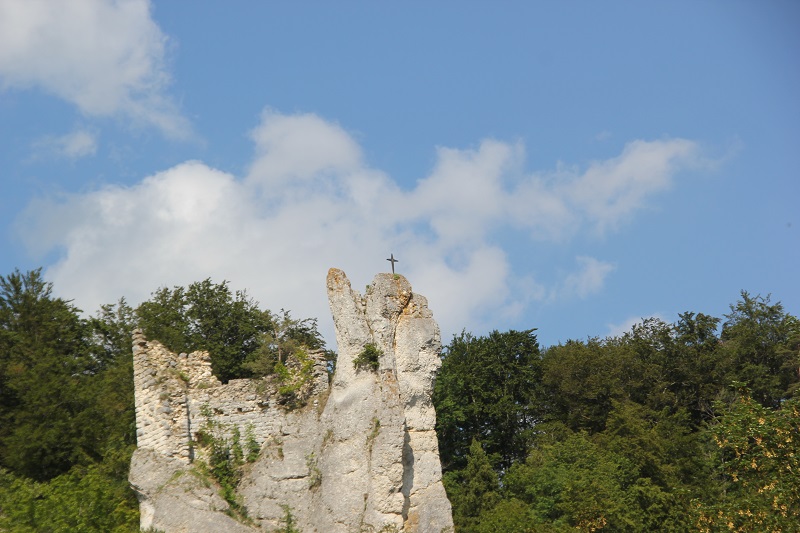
[129,269,453,532]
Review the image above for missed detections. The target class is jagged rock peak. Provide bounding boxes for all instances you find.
[130,269,453,532]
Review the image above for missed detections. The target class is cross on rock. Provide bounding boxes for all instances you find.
[386,253,398,274]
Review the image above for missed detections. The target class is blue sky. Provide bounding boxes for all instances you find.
[1,1,798,348]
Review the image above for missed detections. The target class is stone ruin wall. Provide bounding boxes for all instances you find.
[130,269,454,532]
[132,329,329,463]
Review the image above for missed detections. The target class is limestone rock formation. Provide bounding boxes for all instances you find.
[129,269,454,532]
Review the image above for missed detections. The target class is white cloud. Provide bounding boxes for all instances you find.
[565,138,698,233]
[559,256,616,300]
[405,140,519,246]
[17,111,704,344]
[0,0,189,138]
[33,129,97,159]
[247,110,363,190]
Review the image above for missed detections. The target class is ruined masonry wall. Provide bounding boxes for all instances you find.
[132,329,329,462]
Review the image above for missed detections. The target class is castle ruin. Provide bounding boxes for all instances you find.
[129,269,454,532]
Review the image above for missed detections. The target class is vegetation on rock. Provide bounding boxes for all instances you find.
[193,405,256,522]
[353,343,382,372]
[274,348,317,408]
[0,269,326,532]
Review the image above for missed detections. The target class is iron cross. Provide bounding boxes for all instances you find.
[386,253,399,274]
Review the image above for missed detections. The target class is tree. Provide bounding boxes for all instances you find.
[0,269,96,480]
[473,498,535,533]
[90,298,137,371]
[136,280,327,383]
[504,431,634,531]
[445,439,501,533]
[0,270,140,528]
[720,292,800,407]
[136,279,273,382]
[135,285,190,352]
[434,329,541,472]
[0,452,139,532]
[694,389,800,531]
[242,309,325,377]
[538,338,629,434]
[667,312,725,423]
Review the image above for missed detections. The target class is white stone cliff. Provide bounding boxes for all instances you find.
[129,269,454,532]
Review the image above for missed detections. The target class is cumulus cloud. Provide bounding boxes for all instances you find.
[0,0,189,138]
[32,129,97,159]
[17,110,704,343]
[247,110,363,189]
[559,256,616,300]
[565,139,698,233]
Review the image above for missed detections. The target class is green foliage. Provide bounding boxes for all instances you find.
[693,390,800,531]
[507,432,626,530]
[0,270,138,529]
[195,407,249,520]
[501,429,697,532]
[0,270,137,488]
[353,343,382,372]
[0,269,96,480]
[90,297,137,370]
[436,293,800,532]
[243,309,324,378]
[136,283,326,384]
[245,424,260,463]
[720,291,800,407]
[231,427,244,466]
[0,447,139,532]
[596,401,710,495]
[539,337,627,434]
[274,349,316,408]
[278,505,302,533]
[136,279,273,382]
[87,299,138,448]
[434,329,541,472]
[3,266,798,533]
[366,417,381,454]
[445,439,500,533]
[472,498,535,533]
[306,452,321,489]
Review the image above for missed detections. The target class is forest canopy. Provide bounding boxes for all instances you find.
[0,267,798,532]
[434,293,800,532]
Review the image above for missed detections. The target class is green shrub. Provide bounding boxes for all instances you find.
[278,505,302,533]
[245,424,260,463]
[353,343,382,372]
[195,406,249,522]
[275,349,316,408]
[367,417,381,452]
[306,453,322,489]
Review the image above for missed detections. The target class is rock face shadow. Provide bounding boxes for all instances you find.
[401,428,415,520]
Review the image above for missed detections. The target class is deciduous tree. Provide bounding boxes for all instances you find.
[434,329,541,472]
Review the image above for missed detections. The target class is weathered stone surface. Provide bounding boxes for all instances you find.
[130,269,453,532]
[129,448,255,533]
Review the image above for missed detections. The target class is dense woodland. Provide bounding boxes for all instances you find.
[0,268,798,532]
